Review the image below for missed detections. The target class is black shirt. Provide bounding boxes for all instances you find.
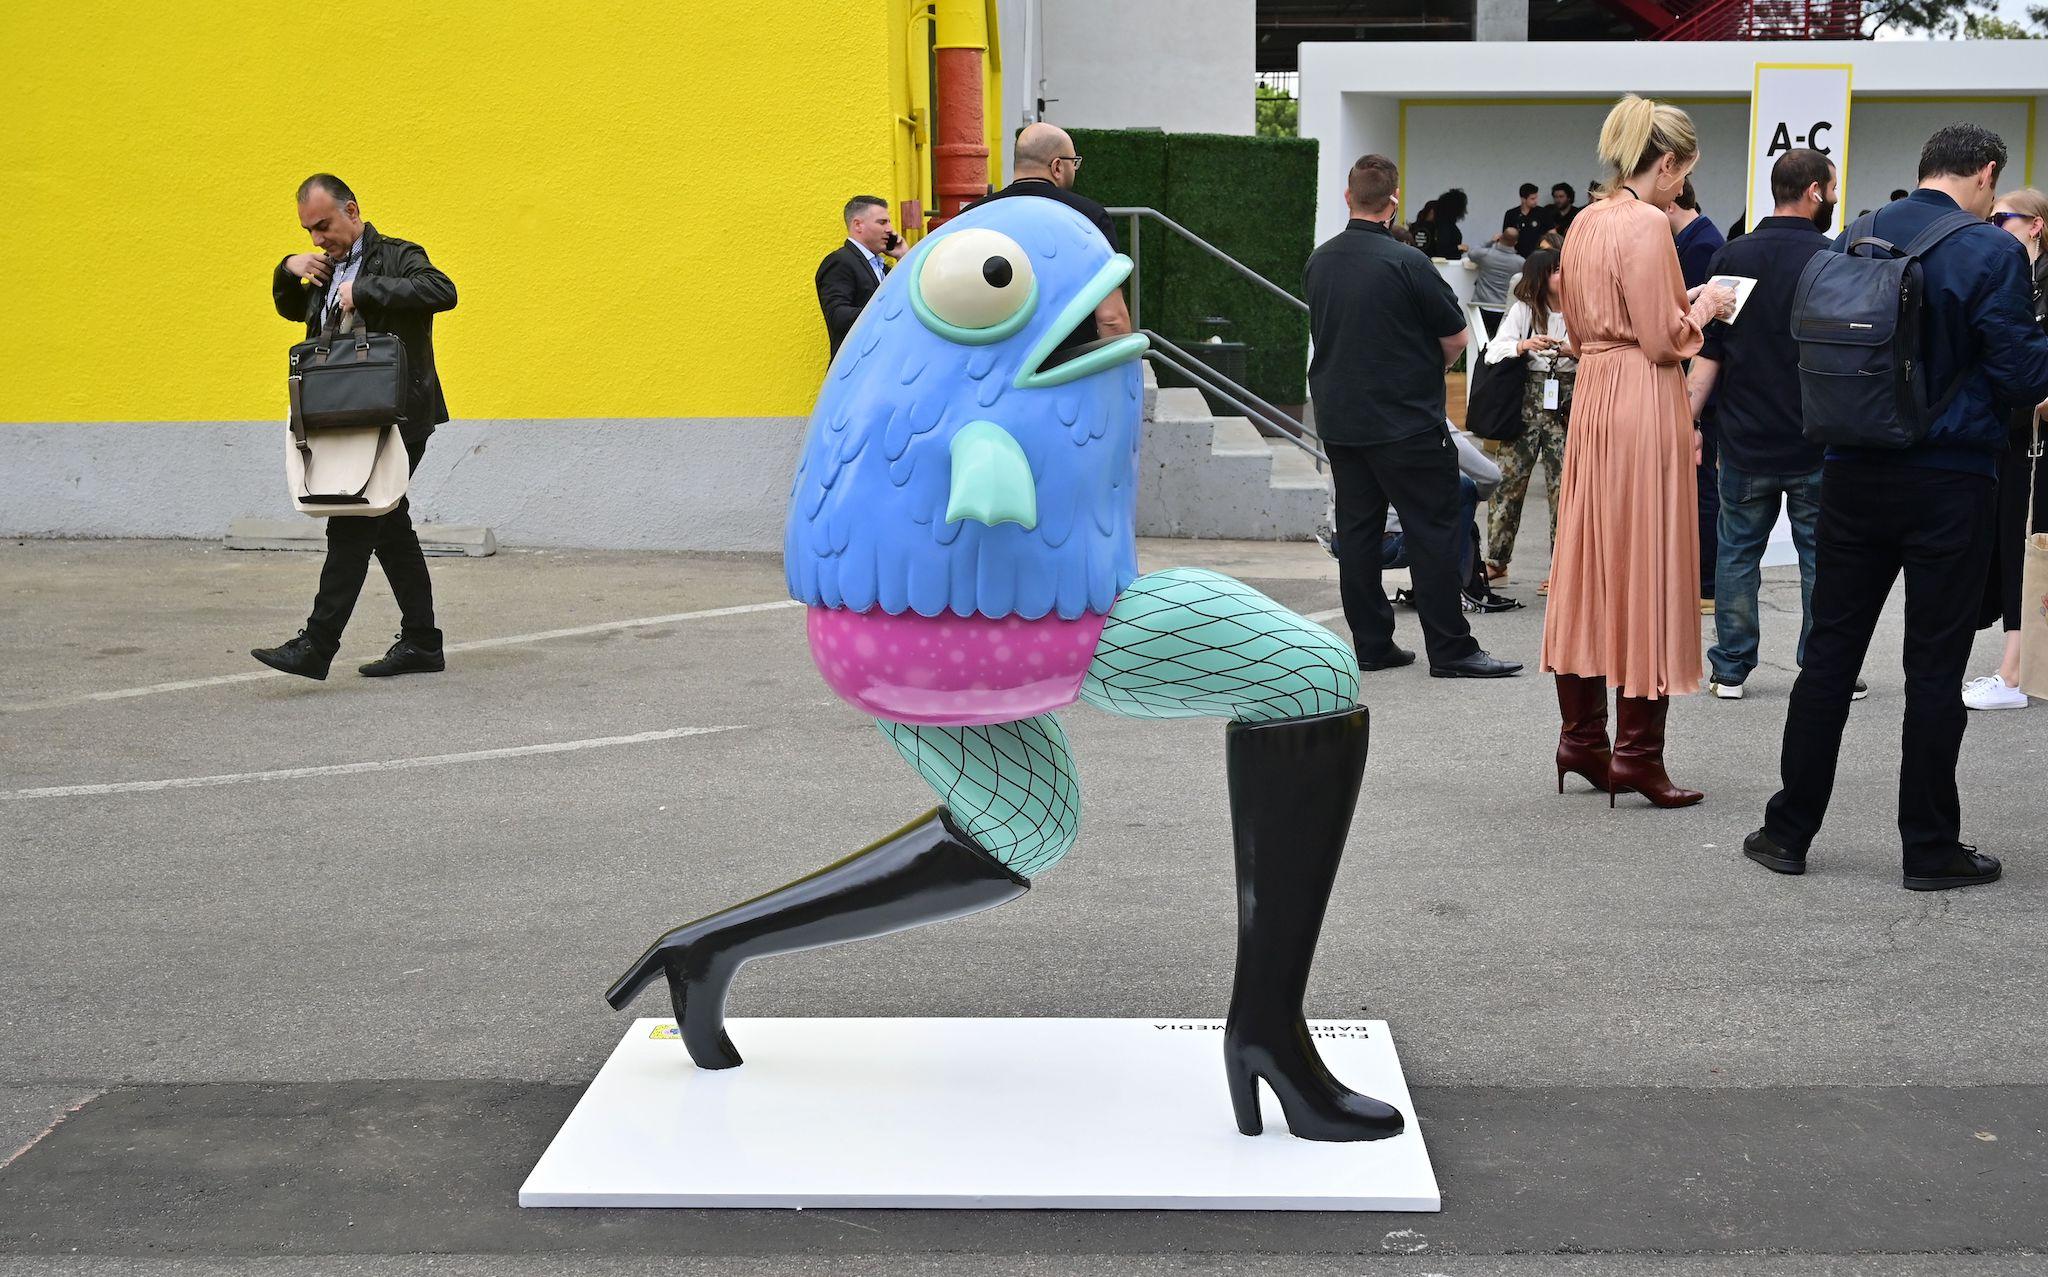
[1502,204,1547,257]
[965,178,1119,346]
[1697,215,1830,476]
[1305,218,1468,446]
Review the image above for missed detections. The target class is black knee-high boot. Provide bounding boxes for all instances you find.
[1222,706,1405,1141]
[605,808,1029,1069]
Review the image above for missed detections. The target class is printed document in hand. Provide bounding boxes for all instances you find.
[1709,275,1759,324]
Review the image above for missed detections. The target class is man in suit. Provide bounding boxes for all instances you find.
[816,196,906,358]
[253,174,457,682]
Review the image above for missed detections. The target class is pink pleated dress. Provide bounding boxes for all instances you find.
[1540,195,1705,700]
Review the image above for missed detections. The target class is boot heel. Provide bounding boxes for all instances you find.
[1224,1062,1264,1136]
[1557,765,1565,794]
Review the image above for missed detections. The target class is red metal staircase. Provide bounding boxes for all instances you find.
[1592,0,1866,40]
[1657,0,1865,40]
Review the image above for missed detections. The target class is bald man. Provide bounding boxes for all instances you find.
[964,122,1133,350]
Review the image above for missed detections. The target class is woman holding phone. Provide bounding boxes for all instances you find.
[1480,247,1573,594]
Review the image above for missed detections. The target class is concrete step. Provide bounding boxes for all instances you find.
[1135,370,1326,541]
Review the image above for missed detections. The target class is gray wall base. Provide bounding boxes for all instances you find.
[1,419,806,552]
[3,398,1324,550]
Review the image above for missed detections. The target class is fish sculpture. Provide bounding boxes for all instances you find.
[609,197,1401,1141]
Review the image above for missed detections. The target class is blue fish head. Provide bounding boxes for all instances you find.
[785,197,1150,621]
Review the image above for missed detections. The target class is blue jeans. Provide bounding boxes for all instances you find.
[1384,475,1479,582]
[1707,463,1821,685]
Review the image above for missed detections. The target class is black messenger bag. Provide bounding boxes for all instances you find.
[284,302,410,511]
[287,309,407,437]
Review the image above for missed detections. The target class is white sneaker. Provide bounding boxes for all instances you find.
[1963,674,2028,711]
[1710,678,1745,700]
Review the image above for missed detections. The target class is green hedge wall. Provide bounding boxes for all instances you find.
[1070,128,1316,406]
[1061,129,1169,335]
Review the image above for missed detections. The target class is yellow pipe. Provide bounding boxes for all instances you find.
[983,0,1004,186]
[904,1,937,233]
[933,0,986,48]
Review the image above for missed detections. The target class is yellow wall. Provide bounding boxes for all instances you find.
[0,1,906,423]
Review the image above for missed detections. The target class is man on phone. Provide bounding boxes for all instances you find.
[253,174,456,683]
[816,195,907,359]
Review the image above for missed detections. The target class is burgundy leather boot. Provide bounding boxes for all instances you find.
[1554,674,1612,793]
[1609,695,1704,809]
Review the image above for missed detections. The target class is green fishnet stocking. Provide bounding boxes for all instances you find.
[1080,567,1359,722]
[877,714,1080,878]
[875,569,1356,877]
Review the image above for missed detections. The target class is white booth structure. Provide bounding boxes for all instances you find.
[1300,41,2045,249]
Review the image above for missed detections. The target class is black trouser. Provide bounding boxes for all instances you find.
[1763,463,1997,867]
[305,433,440,654]
[1327,428,1480,667]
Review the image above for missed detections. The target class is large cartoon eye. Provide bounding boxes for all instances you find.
[912,228,1037,342]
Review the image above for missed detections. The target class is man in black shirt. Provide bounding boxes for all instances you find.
[964,122,1131,349]
[1541,183,1578,239]
[1305,154,1521,679]
[1685,149,1837,701]
[1502,183,1546,258]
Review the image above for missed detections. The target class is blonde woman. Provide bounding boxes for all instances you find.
[1544,96,1735,806]
[1967,187,2048,710]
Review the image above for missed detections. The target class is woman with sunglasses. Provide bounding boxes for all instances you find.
[1965,189,2048,710]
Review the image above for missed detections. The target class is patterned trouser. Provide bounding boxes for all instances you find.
[1486,372,1572,569]
[876,567,1359,878]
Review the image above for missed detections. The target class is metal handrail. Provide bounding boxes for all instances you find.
[1142,329,1325,467]
[1104,207,1308,335]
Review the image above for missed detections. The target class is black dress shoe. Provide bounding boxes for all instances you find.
[251,631,332,681]
[359,634,446,677]
[1357,646,1417,672]
[1429,651,1523,679]
[1743,828,1806,875]
[1903,846,2001,892]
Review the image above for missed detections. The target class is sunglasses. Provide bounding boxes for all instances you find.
[1990,211,2036,226]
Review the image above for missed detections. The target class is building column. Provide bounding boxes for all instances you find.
[1473,0,1528,41]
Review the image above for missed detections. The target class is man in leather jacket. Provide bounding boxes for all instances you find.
[253,174,458,681]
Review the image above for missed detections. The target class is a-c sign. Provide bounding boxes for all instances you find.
[1748,63,1853,234]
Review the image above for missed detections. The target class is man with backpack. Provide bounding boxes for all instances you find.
[1746,125,2048,891]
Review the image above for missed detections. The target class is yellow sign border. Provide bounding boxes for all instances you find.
[1748,62,1855,233]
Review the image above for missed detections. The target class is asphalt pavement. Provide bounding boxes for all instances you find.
[1,524,2043,1274]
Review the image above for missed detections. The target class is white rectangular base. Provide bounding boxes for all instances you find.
[520,1018,1439,1211]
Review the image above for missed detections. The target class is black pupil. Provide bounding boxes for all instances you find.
[982,256,1013,288]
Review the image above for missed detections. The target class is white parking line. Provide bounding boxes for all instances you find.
[2,725,743,801]
[0,599,803,714]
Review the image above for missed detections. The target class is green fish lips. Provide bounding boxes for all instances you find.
[1012,254,1150,391]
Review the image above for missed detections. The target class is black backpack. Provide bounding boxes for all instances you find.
[1790,208,1981,449]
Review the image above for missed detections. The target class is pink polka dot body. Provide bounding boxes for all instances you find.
[806,606,1107,727]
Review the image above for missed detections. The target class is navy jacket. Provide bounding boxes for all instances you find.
[1674,214,1724,291]
[1829,190,2048,475]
